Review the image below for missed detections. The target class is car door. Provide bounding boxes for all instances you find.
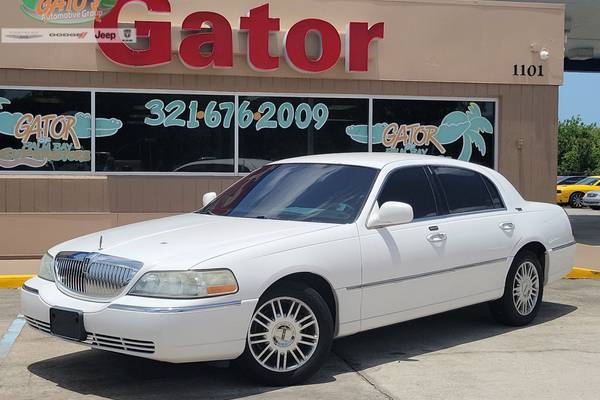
[358,164,519,331]
[427,165,520,301]
[358,165,453,330]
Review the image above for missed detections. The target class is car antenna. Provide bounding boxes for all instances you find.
[99,235,103,251]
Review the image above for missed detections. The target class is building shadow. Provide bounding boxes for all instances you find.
[27,301,576,400]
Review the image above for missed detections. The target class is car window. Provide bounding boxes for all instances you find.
[377,166,438,219]
[432,166,495,214]
[578,177,599,185]
[560,177,581,184]
[481,175,505,209]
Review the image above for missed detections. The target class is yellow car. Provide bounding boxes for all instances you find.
[556,176,600,208]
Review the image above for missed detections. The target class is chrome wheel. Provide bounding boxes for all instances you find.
[570,192,583,208]
[247,297,319,372]
[512,261,540,316]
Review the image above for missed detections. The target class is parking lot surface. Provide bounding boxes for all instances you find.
[1,279,599,400]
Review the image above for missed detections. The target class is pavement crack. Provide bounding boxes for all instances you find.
[426,348,600,356]
[332,350,396,400]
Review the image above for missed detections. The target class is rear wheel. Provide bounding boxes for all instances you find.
[591,206,600,210]
[569,192,584,208]
[239,281,333,386]
[489,251,543,326]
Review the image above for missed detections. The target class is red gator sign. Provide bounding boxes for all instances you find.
[94,1,384,73]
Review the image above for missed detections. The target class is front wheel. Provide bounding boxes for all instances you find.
[569,192,584,208]
[488,251,544,326]
[591,206,600,210]
[239,281,333,386]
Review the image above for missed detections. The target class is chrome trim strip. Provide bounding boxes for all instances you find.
[107,300,243,313]
[347,257,508,290]
[21,284,39,295]
[550,241,576,252]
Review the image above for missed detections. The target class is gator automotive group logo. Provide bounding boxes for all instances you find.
[20,0,117,24]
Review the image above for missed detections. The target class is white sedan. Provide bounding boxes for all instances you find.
[582,190,600,210]
[21,153,575,385]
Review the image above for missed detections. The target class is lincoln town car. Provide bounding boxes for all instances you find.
[21,153,575,385]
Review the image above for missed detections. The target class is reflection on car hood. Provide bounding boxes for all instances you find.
[48,213,339,269]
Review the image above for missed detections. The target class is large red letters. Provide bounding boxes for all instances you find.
[96,1,384,72]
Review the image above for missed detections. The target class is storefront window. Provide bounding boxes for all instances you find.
[0,89,92,171]
[371,99,496,168]
[95,92,235,172]
[0,88,498,174]
[238,96,368,171]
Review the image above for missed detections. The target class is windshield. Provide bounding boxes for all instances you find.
[199,163,378,224]
[577,177,599,185]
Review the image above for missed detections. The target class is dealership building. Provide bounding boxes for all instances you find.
[0,0,564,259]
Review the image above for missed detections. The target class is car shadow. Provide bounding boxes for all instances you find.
[27,301,576,399]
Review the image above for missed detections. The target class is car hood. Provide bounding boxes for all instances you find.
[48,213,339,269]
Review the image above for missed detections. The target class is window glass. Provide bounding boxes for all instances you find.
[482,175,504,209]
[378,166,437,219]
[576,177,599,186]
[200,163,378,224]
[560,176,584,184]
[238,96,368,171]
[0,89,91,171]
[372,99,496,168]
[433,166,494,214]
[95,93,234,172]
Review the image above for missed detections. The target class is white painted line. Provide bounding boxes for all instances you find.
[0,315,26,361]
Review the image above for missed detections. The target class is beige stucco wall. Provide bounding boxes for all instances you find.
[0,0,564,85]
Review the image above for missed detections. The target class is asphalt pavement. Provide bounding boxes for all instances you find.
[563,207,600,246]
[1,279,599,400]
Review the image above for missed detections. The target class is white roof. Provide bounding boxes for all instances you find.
[272,153,470,169]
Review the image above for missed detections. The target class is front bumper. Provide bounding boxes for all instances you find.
[582,197,600,206]
[21,277,258,363]
[556,192,570,204]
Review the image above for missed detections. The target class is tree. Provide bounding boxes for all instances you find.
[558,116,600,175]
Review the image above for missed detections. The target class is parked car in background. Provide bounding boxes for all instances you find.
[582,190,600,210]
[21,154,575,385]
[557,176,600,208]
[556,176,587,185]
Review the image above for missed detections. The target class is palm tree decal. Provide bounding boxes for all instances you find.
[436,103,494,161]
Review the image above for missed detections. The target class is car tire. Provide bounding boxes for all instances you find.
[569,192,584,208]
[238,281,334,386]
[488,251,544,326]
[591,206,600,211]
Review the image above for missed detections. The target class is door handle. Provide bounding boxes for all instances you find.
[499,222,515,231]
[427,233,447,242]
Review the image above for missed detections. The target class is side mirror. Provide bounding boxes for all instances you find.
[367,201,414,228]
[202,192,217,207]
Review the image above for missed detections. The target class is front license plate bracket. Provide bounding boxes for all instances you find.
[49,307,87,341]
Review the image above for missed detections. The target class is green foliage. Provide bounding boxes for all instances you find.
[558,116,600,175]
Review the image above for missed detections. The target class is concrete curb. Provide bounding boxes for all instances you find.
[566,267,600,280]
[0,275,34,289]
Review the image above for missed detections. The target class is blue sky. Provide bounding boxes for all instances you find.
[560,72,600,124]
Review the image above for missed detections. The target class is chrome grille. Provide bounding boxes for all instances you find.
[54,252,143,300]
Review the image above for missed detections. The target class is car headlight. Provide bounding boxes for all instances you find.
[38,253,55,282]
[129,269,238,299]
